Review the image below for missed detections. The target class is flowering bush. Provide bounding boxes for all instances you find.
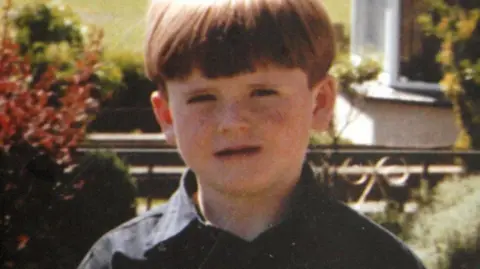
[0,38,100,163]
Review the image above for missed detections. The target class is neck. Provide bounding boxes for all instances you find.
[195,179,298,241]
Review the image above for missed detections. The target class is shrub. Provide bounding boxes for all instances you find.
[0,37,100,269]
[1,148,138,268]
[53,150,137,267]
[0,1,134,267]
[12,1,84,51]
[364,200,416,241]
[330,57,382,98]
[11,1,123,98]
[406,174,480,269]
[11,1,85,79]
[0,22,100,167]
[309,131,352,146]
[88,49,158,133]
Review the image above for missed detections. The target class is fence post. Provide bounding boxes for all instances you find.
[146,165,153,210]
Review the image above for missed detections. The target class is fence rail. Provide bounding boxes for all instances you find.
[126,164,463,178]
[78,133,479,211]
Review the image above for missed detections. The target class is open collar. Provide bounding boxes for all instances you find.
[143,161,332,256]
[143,169,198,254]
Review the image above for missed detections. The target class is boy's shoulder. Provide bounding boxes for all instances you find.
[78,181,200,269]
[315,200,425,268]
[112,203,168,237]
[77,203,170,268]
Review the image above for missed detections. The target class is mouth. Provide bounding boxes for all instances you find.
[215,146,262,158]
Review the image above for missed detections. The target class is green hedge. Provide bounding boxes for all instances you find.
[11,1,123,100]
[87,50,159,133]
[56,150,138,267]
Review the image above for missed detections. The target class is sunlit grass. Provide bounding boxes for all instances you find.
[7,0,149,55]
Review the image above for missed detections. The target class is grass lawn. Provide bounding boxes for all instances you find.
[8,0,351,55]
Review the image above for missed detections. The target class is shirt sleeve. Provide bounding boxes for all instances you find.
[77,235,113,269]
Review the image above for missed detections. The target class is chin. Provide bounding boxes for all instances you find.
[217,174,287,196]
[217,184,274,197]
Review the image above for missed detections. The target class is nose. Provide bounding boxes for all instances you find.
[216,102,250,134]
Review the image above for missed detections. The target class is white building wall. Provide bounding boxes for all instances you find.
[334,95,374,145]
[367,101,458,147]
[334,96,459,147]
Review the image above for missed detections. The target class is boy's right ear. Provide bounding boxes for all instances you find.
[150,91,176,146]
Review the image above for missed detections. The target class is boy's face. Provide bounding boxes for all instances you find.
[151,66,336,196]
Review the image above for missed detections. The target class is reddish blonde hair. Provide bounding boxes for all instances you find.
[144,0,336,89]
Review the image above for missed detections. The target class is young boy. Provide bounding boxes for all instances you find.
[79,0,425,268]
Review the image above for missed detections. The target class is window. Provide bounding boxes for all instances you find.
[351,0,387,59]
[398,0,443,83]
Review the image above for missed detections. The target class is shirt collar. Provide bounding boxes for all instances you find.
[143,161,332,255]
[143,169,198,254]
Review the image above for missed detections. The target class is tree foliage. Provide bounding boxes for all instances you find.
[418,0,480,155]
[10,0,123,98]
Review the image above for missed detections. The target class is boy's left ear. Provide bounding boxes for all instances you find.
[311,75,337,131]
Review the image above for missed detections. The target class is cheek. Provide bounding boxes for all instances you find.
[173,110,212,144]
[257,107,287,125]
[173,114,213,166]
[257,99,310,128]
[258,101,311,149]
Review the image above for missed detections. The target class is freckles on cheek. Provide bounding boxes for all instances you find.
[267,108,287,124]
[264,102,302,125]
[268,106,309,143]
[260,100,291,124]
[177,113,210,141]
[261,109,291,140]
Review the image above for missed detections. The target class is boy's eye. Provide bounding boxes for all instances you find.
[187,94,216,104]
[251,88,278,97]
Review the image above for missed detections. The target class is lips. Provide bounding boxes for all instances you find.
[215,146,261,157]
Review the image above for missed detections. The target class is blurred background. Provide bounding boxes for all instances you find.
[1,0,479,268]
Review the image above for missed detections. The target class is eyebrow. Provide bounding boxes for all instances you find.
[192,87,214,91]
[247,83,277,89]
[183,87,215,96]
[181,80,280,95]
[189,83,274,91]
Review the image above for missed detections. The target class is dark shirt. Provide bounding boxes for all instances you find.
[78,162,425,269]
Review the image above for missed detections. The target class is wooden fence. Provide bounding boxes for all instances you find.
[77,133,480,211]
